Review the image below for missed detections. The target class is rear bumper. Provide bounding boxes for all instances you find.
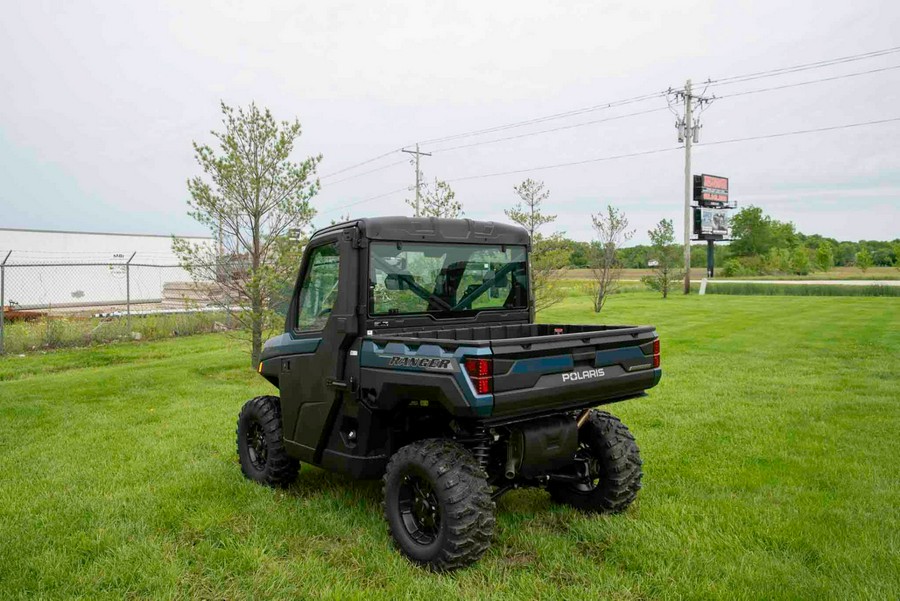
[490,367,661,418]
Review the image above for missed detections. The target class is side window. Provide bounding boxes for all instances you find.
[295,243,341,332]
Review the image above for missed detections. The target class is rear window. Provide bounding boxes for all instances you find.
[369,242,528,317]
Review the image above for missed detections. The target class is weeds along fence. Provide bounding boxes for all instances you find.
[0,251,234,354]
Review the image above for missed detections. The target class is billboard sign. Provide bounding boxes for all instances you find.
[693,174,729,205]
[694,207,731,237]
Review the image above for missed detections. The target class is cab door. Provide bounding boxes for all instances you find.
[279,232,357,463]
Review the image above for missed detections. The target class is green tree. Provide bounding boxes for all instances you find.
[771,220,798,249]
[173,101,320,367]
[640,219,683,298]
[871,243,894,266]
[815,241,835,272]
[729,206,773,256]
[407,179,462,218]
[767,247,791,273]
[790,246,810,275]
[620,245,653,269]
[836,241,858,267]
[562,239,592,268]
[505,179,566,312]
[893,242,900,271]
[506,179,555,239]
[729,206,796,257]
[721,258,743,277]
[586,206,633,312]
[856,247,873,272]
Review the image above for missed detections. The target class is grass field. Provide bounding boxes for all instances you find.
[1,292,898,599]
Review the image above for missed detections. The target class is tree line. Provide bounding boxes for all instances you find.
[522,207,898,275]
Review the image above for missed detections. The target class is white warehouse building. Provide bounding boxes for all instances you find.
[0,227,213,310]
[0,227,212,261]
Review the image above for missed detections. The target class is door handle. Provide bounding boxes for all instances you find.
[326,377,355,392]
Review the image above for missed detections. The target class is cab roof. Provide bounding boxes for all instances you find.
[311,216,530,247]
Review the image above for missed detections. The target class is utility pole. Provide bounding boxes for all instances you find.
[682,79,693,294]
[672,79,712,294]
[401,144,431,217]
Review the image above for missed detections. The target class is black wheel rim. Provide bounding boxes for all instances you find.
[398,472,441,545]
[246,420,268,471]
[572,444,601,492]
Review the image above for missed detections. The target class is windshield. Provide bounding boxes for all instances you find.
[369,241,528,316]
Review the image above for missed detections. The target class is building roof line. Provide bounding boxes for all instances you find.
[0,227,213,240]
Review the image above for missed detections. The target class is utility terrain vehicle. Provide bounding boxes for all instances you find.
[237,217,661,570]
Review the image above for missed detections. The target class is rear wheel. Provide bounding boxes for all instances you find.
[236,395,299,488]
[548,410,642,512]
[383,439,495,571]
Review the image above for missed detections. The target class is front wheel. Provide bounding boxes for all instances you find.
[383,439,495,571]
[236,395,299,488]
[548,410,642,513]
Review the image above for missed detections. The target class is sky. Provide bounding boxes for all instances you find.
[1,0,898,245]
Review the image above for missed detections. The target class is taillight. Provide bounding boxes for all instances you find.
[464,357,493,395]
[652,338,660,368]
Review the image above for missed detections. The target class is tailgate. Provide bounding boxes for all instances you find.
[487,324,660,418]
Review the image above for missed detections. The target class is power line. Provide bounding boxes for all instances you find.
[706,45,900,87]
[317,92,670,180]
[315,148,684,215]
[395,117,900,191]
[322,103,671,182]
[448,117,900,183]
[319,149,402,180]
[322,159,407,186]
[418,90,669,146]
[320,46,900,179]
[430,106,670,154]
[698,116,900,146]
[318,47,900,182]
[318,186,409,216]
[445,147,682,182]
[317,116,900,216]
[715,64,900,99]
[323,66,898,188]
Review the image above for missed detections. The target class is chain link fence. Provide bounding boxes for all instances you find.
[0,251,234,354]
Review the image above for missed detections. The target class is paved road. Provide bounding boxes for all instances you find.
[708,279,900,286]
